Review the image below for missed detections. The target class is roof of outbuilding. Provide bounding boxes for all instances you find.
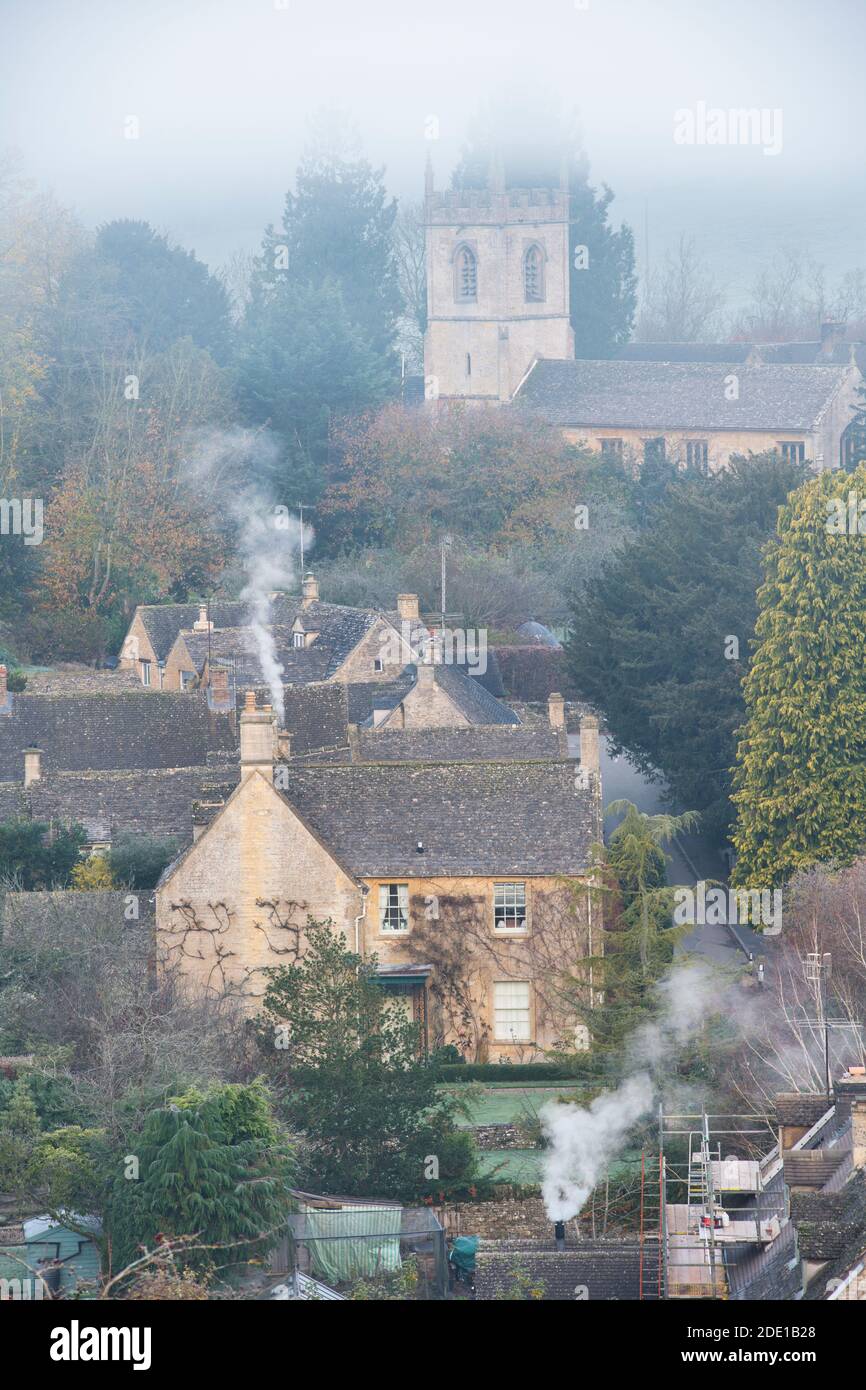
[0,691,235,779]
[275,758,596,876]
[513,358,852,432]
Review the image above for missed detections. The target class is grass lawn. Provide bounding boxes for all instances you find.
[475,1149,546,1182]
[446,1084,589,1127]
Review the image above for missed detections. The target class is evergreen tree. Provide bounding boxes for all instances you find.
[0,819,86,889]
[731,462,866,887]
[236,280,391,504]
[258,921,477,1200]
[254,116,402,367]
[585,802,696,1050]
[107,1081,295,1271]
[566,451,808,841]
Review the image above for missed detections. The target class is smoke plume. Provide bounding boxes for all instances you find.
[237,502,309,726]
[540,961,723,1221]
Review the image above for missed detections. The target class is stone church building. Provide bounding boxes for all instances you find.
[423,161,862,472]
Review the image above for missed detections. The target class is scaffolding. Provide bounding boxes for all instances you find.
[657,1107,781,1299]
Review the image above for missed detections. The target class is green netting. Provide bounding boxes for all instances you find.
[301,1205,403,1285]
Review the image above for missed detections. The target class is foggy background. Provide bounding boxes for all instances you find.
[3,0,864,305]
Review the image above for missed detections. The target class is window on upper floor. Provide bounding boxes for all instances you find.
[293,631,305,649]
[379,882,410,933]
[524,244,544,302]
[494,881,527,932]
[455,245,477,303]
[140,660,151,687]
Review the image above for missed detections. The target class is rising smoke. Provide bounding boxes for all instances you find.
[540,961,723,1222]
[182,427,311,726]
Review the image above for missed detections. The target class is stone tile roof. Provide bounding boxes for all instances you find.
[0,767,209,843]
[162,599,381,683]
[355,726,566,763]
[801,1170,866,1299]
[0,692,234,779]
[774,1094,834,1129]
[276,759,596,876]
[618,339,866,370]
[347,674,416,724]
[513,358,852,431]
[430,664,520,725]
[474,1238,642,1300]
[138,602,248,662]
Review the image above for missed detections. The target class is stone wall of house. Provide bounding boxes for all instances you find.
[156,770,359,1005]
[382,669,469,728]
[333,618,406,683]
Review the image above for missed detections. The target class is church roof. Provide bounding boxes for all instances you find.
[513,358,852,432]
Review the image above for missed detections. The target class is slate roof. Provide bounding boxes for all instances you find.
[513,358,852,431]
[275,759,596,876]
[617,339,866,370]
[429,664,520,725]
[0,766,208,843]
[0,692,235,779]
[347,674,416,724]
[138,601,248,662]
[161,599,382,684]
[801,1169,866,1299]
[474,1239,642,1301]
[774,1094,834,1129]
[355,726,566,763]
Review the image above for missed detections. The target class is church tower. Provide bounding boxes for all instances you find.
[423,157,574,404]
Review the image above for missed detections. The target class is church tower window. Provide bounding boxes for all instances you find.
[524,244,544,302]
[455,245,477,302]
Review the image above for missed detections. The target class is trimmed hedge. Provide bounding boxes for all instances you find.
[435,1062,591,1083]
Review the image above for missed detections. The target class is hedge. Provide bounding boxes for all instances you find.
[435,1062,593,1083]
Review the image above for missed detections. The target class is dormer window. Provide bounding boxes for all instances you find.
[292,631,304,649]
[455,245,477,303]
[524,244,544,302]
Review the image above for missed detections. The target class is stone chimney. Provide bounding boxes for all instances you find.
[239,691,275,778]
[397,594,420,622]
[579,714,600,780]
[275,729,292,761]
[548,692,565,729]
[23,747,42,787]
[301,573,320,608]
[207,665,232,712]
[192,604,213,633]
[819,320,845,357]
[0,665,6,703]
[836,1068,866,1169]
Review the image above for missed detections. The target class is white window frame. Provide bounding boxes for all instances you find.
[493,881,527,933]
[379,882,410,933]
[493,980,532,1043]
[293,631,305,649]
[140,660,152,687]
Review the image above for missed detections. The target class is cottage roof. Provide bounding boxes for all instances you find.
[0,766,209,843]
[0,691,234,779]
[355,725,566,763]
[513,358,851,432]
[275,758,595,876]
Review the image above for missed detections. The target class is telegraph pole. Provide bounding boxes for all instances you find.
[296,503,315,581]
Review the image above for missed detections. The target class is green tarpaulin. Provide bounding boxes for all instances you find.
[301,1205,403,1285]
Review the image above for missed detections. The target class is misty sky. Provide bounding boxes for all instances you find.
[3,0,865,299]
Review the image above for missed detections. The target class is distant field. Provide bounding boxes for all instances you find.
[476,1149,545,1182]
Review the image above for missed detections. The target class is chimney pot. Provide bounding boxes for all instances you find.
[301,573,320,608]
[24,747,42,787]
[193,604,213,632]
[244,689,257,713]
[397,593,420,622]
